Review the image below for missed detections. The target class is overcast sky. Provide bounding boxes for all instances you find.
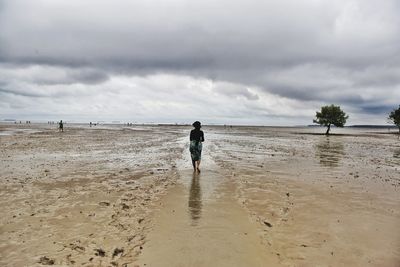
[0,0,399,125]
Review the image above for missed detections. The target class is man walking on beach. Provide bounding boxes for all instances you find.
[59,120,64,132]
[190,121,204,173]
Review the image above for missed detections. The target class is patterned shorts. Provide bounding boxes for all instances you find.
[189,140,202,161]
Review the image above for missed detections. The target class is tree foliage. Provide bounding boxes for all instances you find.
[388,105,400,133]
[313,104,348,135]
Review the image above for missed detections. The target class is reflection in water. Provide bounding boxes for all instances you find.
[188,173,202,225]
[315,137,344,167]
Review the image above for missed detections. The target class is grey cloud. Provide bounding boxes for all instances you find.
[0,64,109,86]
[31,69,109,85]
[359,104,395,115]
[0,87,45,98]
[352,67,400,88]
[213,83,259,101]
[1,0,399,71]
[65,69,109,85]
[0,0,399,124]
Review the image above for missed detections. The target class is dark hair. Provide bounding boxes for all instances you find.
[192,121,201,129]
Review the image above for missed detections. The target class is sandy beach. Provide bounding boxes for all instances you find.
[1,123,399,266]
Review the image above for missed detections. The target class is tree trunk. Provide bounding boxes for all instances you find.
[325,124,331,135]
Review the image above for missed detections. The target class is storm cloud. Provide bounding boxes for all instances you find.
[0,0,399,124]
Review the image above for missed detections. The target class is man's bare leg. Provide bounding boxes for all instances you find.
[196,160,201,173]
[192,160,196,172]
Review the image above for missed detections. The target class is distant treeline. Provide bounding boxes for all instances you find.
[348,125,397,128]
[308,125,396,128]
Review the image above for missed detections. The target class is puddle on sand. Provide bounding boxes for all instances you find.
[188,172,202,224]
[314,136,345,168]
[0,128,43,136]
[136,152,280,267]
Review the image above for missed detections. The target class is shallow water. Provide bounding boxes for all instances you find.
[137,149,280,267]
[205,126,400,266]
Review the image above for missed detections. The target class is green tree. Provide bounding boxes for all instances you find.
[313,104,348,135]
[388,105,400,133]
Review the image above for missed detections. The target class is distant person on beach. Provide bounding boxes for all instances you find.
[59,120,64,132]
[190,121,204,173]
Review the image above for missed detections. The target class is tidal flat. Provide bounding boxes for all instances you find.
[1,123,399,266]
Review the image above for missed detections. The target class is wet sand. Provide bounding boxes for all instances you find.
[208,127,400,266]
[0,123,185,266]
[1,124,399,266]
[137,153,280,267]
